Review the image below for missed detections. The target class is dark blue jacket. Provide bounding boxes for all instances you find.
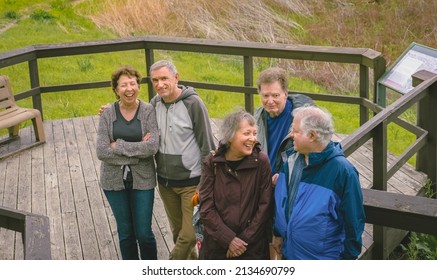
[274,141,365,259]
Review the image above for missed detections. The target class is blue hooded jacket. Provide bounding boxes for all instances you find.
[274,141,365,260]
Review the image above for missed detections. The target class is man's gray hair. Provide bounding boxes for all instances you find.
[293,105,334,145]
[150,60,178,75]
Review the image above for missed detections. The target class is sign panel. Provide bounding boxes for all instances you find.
[379,43,437,94]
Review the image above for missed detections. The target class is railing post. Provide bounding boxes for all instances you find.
[374,56,387,107]
[359,65,369,125]
[371,121,389,259]
[373,121,388,192]
[145,49,155,102]
[372,225,390,259]
[243,56,254,114]
[414,70,437,197]
[28,59,43,119]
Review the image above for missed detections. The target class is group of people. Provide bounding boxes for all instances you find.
[96,60,366,261]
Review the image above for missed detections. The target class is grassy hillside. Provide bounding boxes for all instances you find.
[81,0,437,95]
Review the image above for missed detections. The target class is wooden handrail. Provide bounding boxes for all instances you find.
[363,189,437,235]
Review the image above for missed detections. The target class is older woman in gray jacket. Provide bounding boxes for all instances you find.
[96,65,159,260]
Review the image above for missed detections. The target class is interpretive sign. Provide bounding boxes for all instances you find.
[379,42,437,94]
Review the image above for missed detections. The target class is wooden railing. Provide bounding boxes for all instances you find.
[0,36,385,121]
[0,206,51,259]
[1,36,437,259]
[343,70,437,258]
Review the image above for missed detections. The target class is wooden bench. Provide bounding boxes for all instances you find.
[0,75,45,159]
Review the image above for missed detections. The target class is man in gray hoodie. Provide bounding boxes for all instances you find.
[149,60,216,260]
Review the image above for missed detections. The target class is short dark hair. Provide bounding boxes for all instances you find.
[111,65,141,99]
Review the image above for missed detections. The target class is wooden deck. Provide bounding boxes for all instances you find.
[0,116,428,260]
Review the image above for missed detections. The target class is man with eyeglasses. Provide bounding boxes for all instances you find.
[254,67,315,183]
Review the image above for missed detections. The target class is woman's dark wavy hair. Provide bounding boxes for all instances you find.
[111,65,142,100]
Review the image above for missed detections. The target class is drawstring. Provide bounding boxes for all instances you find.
[121,165,131,180]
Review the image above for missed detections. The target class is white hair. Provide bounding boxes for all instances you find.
[293,105,334,145]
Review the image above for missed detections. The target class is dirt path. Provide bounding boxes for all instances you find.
[0,21,17,34]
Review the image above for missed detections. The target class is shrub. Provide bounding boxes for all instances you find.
[30,9,55,21]
[4,10,19,20]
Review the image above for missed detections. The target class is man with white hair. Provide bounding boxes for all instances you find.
[272,105,365,260]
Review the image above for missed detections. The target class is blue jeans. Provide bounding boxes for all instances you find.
[104,184,157,260]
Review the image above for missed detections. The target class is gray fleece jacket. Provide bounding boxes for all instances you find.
[150,85,216,187]
[96,100,159,191]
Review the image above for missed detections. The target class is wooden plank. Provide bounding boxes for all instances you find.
[52,120,82,259]
[153,190,174,259]
[42,120,66,260]
[14,127,32,259]
[347,156,378,189]
[92,115,120,257]
[31,138,46,216]
[0,155,19,259]
[63,118,99,259]
[89,116,102,177]
[0,149,5,204]
[386,152,426,194]
[152,204,169,260]
[74,117,118,260]
[23,214,51,259]
[90,116,102,180]
[0,144,7,259]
